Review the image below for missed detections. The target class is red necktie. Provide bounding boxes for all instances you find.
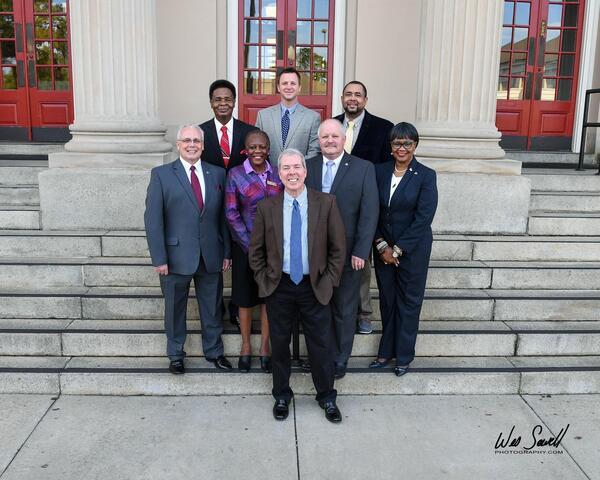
[220,126,230,168]
[189,165,204,211]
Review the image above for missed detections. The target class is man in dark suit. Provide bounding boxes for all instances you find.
[306,119,378,379]
[144,125,233,374]
[249,148,346,423]
[334,80,394,335]
[200,79,257,170]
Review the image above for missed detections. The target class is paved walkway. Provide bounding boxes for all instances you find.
[1,394,598,479]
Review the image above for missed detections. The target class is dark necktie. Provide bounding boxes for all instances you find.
[190,165,204,211]
[220,126,230,167]
[281,109,290,147]
[290,199,303,284]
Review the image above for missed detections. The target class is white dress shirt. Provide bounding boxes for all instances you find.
[389,173,403,206]
[180,158,206,203]
[214,117,234,145]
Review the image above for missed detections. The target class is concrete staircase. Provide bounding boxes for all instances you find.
[1,162,600,396]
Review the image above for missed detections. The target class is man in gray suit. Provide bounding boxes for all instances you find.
[306,119,378,379]
[144,125,232,374]
[255,67,320,166]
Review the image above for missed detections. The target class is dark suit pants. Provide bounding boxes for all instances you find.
[331,267,362,365]
[160,257,224,361]
[266,274,337,404]
[374,249,430,365]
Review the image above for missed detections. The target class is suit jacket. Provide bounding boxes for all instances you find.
[144,159,231,275]
[305,152,379,267]
[255,103,321,166]
[248,187,346,305]
[375,157,438,256]
[199,118,258,170]
[335,110,394,165]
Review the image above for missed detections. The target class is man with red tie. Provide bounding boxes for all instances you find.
[144,125,232,374]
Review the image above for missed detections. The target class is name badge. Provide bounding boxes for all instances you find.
[266,180,278,187]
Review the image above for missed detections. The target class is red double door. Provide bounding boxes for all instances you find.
[237,0,335,124]
[0,0,72,142]
[496,0,585,150]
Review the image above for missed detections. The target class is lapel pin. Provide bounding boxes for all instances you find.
[344,162,349,166]
[414,171,418,175]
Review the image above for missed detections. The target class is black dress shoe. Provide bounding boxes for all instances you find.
[320,400,342,423]
[260,356,272,373]
[368,358,391,369]
[207,355,233,370]
[394,365,410,377]
[238,355,251,373]
[273,399,289,420]
[334,362,347,379]
[168,359,185,375]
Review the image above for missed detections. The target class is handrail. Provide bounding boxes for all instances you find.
[577,88,600,174]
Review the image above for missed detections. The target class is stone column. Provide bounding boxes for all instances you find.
[414,0,530,234]
[40,0,172,230]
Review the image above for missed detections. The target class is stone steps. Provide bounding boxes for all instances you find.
[0,207,40,230]
[523,169,600,193]
[530,191,600,213]
[1,355,599,395]
[511,151,597,167]
[0,165,46,185]
[528,213,600,236]
[0,186,39,206]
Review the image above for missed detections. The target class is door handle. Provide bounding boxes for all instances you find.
[287,30,296,66]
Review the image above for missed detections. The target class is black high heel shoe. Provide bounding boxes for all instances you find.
[260,356,272,373]
[238,355,251,373]
[368,358,391,369]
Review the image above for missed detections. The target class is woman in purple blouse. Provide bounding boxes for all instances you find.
[225,130,283,373]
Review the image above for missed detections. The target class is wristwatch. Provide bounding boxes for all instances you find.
[392,245,403,258]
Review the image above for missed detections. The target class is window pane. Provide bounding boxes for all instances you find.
[35,15,50,39]
[514,2,530,25]
[313,46,327,70]
[563,4,578,27]
[297,21,311,44]
[544,53,558,76]
[0,15,14,38]
[546,29,560,53]
[540,78,556,101]
[299,70,310,93]
[511,52,526,75]
[501,27,512,49]
[54,66,68,90]
[557,78,572,100]
[513,28,528,48]
[2,65,16,88]
[261,71,276,94]
[244,0,258,18]
[52,16,67,38]
[497,76,509,100]
[0,1,13,12]
[34,0,49,13]
[313,72,327,95]
[243,45,258,68]
[244,19,259,43]
[53,41,67,64]
[499,51,510,75]
[261,0,276,17]
[243,70,258,94]
[503,1,514,25]
[313,22,328,45]
[561,29,576,52]
[261,46,275,69]
[509,77,524,100]
[547,4,562,27]
[296,46,311,70]
[261,20,275,44]
[297,0,311,18]
[1,40,15,63]
[51,0,66,13]
[559,54,574,76]
[314,0,329,18]
[37,66,51,89]
[35,41,51,64]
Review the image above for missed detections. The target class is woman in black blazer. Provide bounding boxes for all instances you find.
[369,122,438,376]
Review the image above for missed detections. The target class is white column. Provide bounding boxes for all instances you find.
[63,0,171,157]
[415,0,519,174]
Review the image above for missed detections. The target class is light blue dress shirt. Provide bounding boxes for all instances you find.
[280,102,299,124]
[282,187,309,275]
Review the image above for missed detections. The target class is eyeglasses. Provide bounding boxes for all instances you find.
[391,141,415,150]
[178,138,203,145]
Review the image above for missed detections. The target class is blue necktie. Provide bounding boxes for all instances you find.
[322,160,335,193]
[290,199,303,285]
[281,109,290,147]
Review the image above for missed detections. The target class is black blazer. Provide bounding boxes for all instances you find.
[199,118,258,170]
[334,110,394,165]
